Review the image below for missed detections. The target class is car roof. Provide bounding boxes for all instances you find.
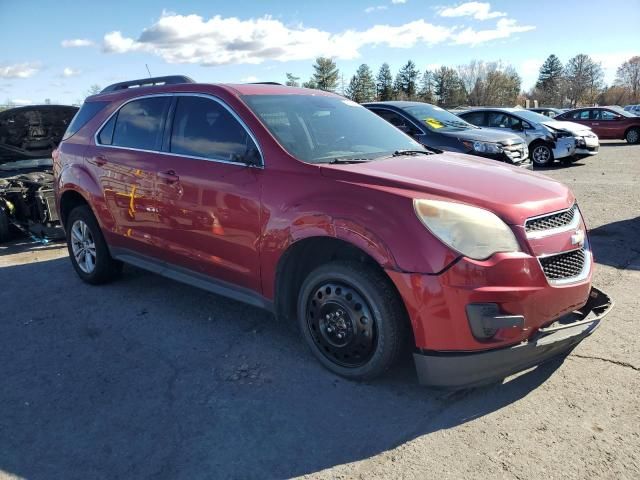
[362,101,434,108]
[86,82,338,103]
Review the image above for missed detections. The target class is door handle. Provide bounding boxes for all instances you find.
[158,170,179,183]
[89,155,108,167]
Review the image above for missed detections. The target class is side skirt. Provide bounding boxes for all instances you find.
[110,247,274,312]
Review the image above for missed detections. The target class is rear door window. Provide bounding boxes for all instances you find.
[459,111,486,126]
[110,97,171,151]
[169,96,257,162]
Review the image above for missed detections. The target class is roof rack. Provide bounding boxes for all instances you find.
[248,82,283,86]
[100,75,195,93]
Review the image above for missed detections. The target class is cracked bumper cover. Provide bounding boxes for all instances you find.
[413,287,613,388]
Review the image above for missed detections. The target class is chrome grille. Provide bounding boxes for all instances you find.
[526,204,576,233]
[539,248,586,281]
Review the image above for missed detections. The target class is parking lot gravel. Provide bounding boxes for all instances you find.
[0,141,638,480]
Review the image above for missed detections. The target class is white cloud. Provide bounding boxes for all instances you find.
[591,52,637,84]
[101,13,535,66]
[451,18,535,46]
[240,75,259,82]
[0,63,39,79]
[62,67,81,77]
[439,2,506,20]
[61,38,95,47]
[391,0,407,3]
[365,5,388,13]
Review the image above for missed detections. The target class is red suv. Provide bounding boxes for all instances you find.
[555,106,640,144]
[54,76,612,388]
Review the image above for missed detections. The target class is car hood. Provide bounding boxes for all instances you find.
[439,127,524,145]
[542,120,593,135]
[320,152,574,225]
[0,105,78,164]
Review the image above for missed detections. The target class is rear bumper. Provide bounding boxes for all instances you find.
[413,287,612,388]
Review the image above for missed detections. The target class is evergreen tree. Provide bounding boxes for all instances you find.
[285,73,300,87]
[395,60,419,99]
[345,64,376,103]
[418,70,434,102]
[433,66,466,107]
[376,63,394,101]
[310,57,339,92]
[535,54,564,106]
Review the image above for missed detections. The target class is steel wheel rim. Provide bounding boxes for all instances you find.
[533,146,550,164]
[70,220,97,274]
[628,130,639,143]
[306,281,377,368]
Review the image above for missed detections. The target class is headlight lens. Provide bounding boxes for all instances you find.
[413,199,521,260]
[462,140,503,154]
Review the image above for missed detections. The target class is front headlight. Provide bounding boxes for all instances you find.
[413,199,521,260]
[462,140,503,154]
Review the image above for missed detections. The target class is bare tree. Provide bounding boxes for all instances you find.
[615,56,640,103]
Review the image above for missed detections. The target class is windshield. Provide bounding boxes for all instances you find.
[510,109,551,123]
[608,106,635,118]
[403,104,477,131]
[241,95,423,163]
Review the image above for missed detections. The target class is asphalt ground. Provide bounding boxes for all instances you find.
[0,140,638,479]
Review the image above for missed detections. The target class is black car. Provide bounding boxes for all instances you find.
[0,104,78,242]
[363,101,529,165]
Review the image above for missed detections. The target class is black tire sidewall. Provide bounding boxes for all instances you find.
[296,262,404,380]
[0,206,10,243]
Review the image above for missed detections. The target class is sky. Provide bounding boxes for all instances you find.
[1,0,639,105]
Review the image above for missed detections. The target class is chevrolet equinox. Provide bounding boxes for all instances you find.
[54,76,612,388]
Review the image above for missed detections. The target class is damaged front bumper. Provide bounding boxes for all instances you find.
[413,287,613,389]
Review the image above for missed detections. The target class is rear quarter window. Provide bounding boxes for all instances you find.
[110,97,171,151]
[63,101,109,140]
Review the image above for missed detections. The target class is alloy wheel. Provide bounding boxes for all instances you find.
[627,129,639,144]
[70,219,97,274]
[533,145,551,165]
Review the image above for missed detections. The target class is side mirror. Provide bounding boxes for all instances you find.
[511,124,524,132]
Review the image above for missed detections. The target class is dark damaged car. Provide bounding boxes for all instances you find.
[0,104,78,242]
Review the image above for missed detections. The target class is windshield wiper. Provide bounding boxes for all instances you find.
[392,149,435,157]
[327,158,373,164]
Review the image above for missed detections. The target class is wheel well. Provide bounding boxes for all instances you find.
[274,237,407,326]
[59,191,89,228]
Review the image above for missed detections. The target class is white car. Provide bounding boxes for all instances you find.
[623,105,640,116]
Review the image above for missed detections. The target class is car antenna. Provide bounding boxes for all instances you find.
[145,64,152,78]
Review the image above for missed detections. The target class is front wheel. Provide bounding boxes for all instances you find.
[297,260,408,381]
[626,128,640,144]
[531,143,554,167]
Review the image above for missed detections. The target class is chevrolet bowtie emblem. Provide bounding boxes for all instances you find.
[571,230,585,246]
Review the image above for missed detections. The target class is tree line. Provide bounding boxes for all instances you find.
[286,54,640,108]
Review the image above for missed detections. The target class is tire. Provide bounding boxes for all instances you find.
[530,142,554,167]
[66,205,122,284]
[297,260,408,381]
[625,128,640,144]
[0,206,10,243]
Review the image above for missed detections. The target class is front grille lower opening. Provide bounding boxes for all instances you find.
[539,248,586,280]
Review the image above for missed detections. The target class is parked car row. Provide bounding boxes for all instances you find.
[457,107,600,167]
[49,75,612,389]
